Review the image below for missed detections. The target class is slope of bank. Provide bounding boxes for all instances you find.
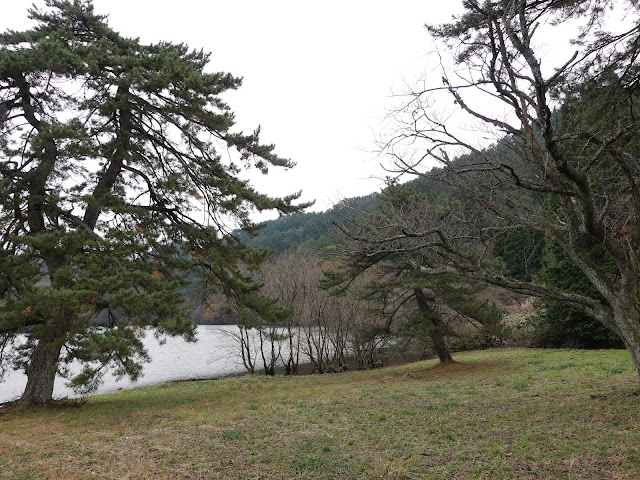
[1,348,639,479]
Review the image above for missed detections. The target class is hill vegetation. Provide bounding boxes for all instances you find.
[234,156,619,354]
[237,193,379,254]
[237,174,452,255]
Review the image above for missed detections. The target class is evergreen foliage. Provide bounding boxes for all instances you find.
[328,183,504,362]
[0,0,306,406]
[243,144,617,351]
[493,228,544,281]
[535,242,623,348]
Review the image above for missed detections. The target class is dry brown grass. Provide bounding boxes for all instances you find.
[2,348,640,479]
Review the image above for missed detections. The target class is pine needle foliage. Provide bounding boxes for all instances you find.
[0,0,307,406]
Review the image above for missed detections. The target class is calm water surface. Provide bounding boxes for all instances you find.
[0,325,266,404]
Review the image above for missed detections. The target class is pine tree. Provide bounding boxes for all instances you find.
[0,1,307,407]
[331,184,503,364]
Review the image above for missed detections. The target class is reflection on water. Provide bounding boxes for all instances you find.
[0,325,260,404]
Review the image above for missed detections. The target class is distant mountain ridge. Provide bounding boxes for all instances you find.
[238,193,378,253]
[239,171,451,254]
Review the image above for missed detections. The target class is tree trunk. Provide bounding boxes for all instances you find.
[611,307,640,384]
[16,338,63,408]
[285,325,297,375]
[414,289,454,364]
[431,333,454,364]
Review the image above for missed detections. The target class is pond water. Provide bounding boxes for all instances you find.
[0,325,274,404]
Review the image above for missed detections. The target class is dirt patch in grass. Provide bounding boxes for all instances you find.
[398,358,506,381]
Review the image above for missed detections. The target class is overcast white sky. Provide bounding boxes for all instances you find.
[1,1,467,214]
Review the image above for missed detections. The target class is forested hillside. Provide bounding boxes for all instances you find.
[228,139,624,353]
[238,193,378,253]
[239,173,453,253]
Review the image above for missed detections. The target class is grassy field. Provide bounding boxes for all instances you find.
[1,348,639,479]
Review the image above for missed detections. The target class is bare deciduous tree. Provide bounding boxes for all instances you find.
[376,1,640,378]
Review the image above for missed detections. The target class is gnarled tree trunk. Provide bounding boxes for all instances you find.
[414,289,454,364]
[16,338,63,408]
[611,305,640,384]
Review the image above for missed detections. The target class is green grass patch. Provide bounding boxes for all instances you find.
[221,428,248,442]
